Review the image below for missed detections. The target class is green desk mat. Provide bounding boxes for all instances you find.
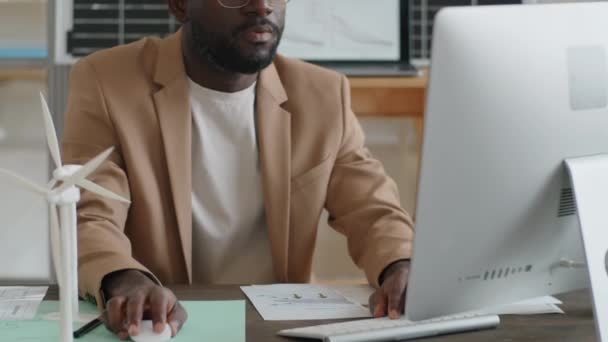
[0,300,245,341]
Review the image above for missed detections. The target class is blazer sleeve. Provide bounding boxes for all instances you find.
[325,75,415,288]
[61,58,160,309]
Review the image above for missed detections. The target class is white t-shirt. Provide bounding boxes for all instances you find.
[189,78,275,284]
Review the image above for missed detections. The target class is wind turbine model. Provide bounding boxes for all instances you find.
[0,93,130,342]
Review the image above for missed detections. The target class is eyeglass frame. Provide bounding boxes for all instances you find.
[217,0,290,9]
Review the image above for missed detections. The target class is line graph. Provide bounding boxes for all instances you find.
[279,0,400,61]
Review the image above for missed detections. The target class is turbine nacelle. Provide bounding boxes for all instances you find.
[52,165,82,182]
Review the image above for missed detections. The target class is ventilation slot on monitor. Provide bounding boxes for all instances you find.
[483,265,532,281]
[558,188,577,217]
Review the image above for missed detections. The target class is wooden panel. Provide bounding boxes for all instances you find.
[0,68,46,82]
[348,71,428,118]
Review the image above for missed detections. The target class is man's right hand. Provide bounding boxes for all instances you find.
[101,269,188,340]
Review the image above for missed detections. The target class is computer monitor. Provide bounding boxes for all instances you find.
[405,2,606,321]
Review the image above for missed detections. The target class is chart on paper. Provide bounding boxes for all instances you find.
[241,284,371,320]
[279,0,400,61]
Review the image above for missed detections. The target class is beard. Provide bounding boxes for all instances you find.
[189,18,284,74]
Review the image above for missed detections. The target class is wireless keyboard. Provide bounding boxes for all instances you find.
[277,312,500,342]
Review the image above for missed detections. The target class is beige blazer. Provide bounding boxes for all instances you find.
[61,30,414,306]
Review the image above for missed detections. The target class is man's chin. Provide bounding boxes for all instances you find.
[205,51,272,74]
[233,58,274,74]
[238,41,276,58]
[229,50,276,73]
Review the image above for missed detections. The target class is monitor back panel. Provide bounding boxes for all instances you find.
[405,3,608,320]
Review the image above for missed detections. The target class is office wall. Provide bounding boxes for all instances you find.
[0,1,46,51]
[0,80,50,283]
[0,0,51,283]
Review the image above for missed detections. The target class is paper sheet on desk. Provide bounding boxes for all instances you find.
[476,296,564,315]
[327,285,564,315]
[241,284,371,320]
[0,286,47,320]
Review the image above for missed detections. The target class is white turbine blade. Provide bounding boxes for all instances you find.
[53,147,114,194]
[0,169,48,196]
[78,179,130,204]
[47,179,57,189]
[49,204,62,286]
[39,92,62,169]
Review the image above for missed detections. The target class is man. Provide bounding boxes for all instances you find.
[62,0,414,339]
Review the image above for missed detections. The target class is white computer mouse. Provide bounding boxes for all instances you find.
[129,320,172,342]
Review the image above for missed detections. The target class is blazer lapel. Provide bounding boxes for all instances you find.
[152,30,193,283]
[256,64,291,282]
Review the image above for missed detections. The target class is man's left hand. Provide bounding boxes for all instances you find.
[368,260,410,319]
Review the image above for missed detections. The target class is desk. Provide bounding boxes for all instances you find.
[45,286,596,341]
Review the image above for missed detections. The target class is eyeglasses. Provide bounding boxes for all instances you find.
[217,0,290,9]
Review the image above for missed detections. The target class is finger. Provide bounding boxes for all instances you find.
[148,287,170,333]
[387,282,407,319]
[368,290,380,316]
[371,289,388,318]
[104,296,127,335]
[126,293,146,336]
[398,288,407,315]
[117,331,129,341]
[167,301,188,337]
[368,291,375,315]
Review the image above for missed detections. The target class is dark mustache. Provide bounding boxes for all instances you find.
[234,18,280,36]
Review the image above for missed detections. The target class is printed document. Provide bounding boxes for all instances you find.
[0,287,48,320]
[241,284,371,320]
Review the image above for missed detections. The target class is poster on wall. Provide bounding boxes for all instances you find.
[278,0,401,61]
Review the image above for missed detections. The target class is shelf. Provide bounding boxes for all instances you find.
[349,70,428,118]
[0,67,46,82]
[349,74,428,89]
